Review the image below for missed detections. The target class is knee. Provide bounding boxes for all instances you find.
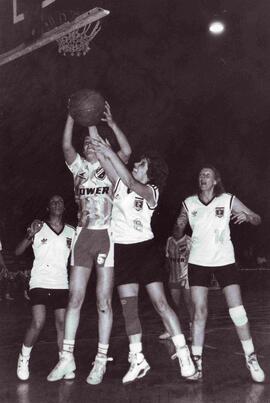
[153,299,169,315]
[96,297,112,314]
[31,318,45,332]
[229,305,248,327]
[68,291,84,310]
[194,304,208,322]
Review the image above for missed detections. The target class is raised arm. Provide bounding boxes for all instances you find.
[231,197,261,226]
[93,137,155,206]
[15,220,43,256]
[62,115,77,165]
[102,102,131,163]
[175,206,189,239]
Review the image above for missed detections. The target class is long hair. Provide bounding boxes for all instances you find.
[139,151,169,193]
[198,165,225,197]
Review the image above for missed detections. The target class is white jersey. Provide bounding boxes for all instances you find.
[67,154,114,229]
[166,235,191,283]
[0,240,2,251]
[183,193,235,267]
[111,179,159,244]
[29,222,75,290]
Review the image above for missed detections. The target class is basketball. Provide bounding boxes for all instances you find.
[68,89,105,127]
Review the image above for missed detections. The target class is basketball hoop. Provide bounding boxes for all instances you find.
[57,17,101,56]
[0,8,110,66]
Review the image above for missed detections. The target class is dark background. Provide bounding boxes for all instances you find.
[0,0,269,261]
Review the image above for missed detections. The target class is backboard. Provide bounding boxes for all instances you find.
[0,1,109,66]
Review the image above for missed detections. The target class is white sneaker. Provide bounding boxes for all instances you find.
[187,355,202,381]
[17,354,30,381]
[159,331,170,340]
[122,352,150,384]
[63,371,76,380]
[86,355,113,385]
[171,345,196,378]
[246,353,265,383]
[47,353,76,382]
[58,352,76,380]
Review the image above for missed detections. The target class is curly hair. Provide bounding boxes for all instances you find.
[198,165,225,197]
[139,151,169,193]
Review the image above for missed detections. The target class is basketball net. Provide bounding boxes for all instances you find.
[57,20,101,56]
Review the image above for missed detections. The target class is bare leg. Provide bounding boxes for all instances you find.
[223,284,265,382]
[96,265,114,345]
[64,266,92,340]
[24,305,46,347]
[183,288,194,323]
[191,286,208,348]
[146,282,183,336]
[54,308,66,352]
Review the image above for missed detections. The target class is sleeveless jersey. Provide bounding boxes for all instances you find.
[166,235,191,283]
[111,179,159,244]
[183,193,235,267]
[29,223,75,290]
[67,154,114,229]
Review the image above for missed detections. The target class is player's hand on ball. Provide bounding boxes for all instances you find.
[231,211,249,225]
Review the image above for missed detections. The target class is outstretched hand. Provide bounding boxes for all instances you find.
[231,212,249,225]
[101,101,115,128]
[92,132,112,157]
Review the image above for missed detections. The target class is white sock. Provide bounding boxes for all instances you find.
[62,339,75,354]
[241,339,254,357]
[191,345,203,357]
[172,333,186,348]
[129,342,142,354]
[22,345,32,357]
[98,343,109,357]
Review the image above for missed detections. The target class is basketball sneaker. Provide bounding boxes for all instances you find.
[122,352,150,384]
[58,353,75,380]
[17,354,30,381]
[246,353,265,383]
[159,331,170,340]
[187,355,202,381]
[171,345,196,378]
[47,353,76,382]
[86,355,113,385]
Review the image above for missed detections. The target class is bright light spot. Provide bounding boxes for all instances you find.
[209,21,225,35]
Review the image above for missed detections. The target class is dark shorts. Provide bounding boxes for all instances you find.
[188,263,240,289]
[71,228,113,268]
[114,239,165,286]
[29,288,69,309]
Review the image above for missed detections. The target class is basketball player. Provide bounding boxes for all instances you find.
[92,136,196,384]
[47,103,131,384]
[176,165,265,382]
[15,195,75,381]
[159,225,193,340]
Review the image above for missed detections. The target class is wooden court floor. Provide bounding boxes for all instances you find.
[0,279,269,403]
